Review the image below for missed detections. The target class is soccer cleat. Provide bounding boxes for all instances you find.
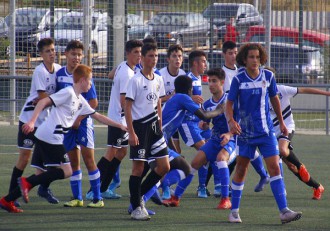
[63,199,84,207]
[18,177,32,203]
[85,191,93,201]
[37,186,59,204]
[0,197,23,213]
[313,184,324,200]
[87,199,104,208]
[280,209,302,224]
[101,189,122,199]
[214,186,221,198]
[150,190,163,205]
[131,206,151,221]
[254,175,270,192]
[229,211,242,223]
[162,185,171,200]
[162,195,180,207]
[217,197,232,210]
[108,178,121,191]
[14,200,21,207]
[298,164,310,183]
[128,204,156,216]
[197,186,208,198]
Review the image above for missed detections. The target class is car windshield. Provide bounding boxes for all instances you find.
[5,8,47,28]
[149,13,187,26]
[55,15,98,30]
[203,5,238,19]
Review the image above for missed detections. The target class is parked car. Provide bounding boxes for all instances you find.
[202,3,263,42]
[261,42,324,83]
[243,25,330,52]
[40,11,108,55]
[148,12,217,48]
[127,13,151,41]
[5,7,70,56]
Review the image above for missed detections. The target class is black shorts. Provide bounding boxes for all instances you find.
[107,125,128,148]
[31,138,70,171]
[17,121,37,150]
[130,120,168,161]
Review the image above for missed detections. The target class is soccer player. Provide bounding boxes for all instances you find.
[86,40,143,200]
[162,69,235,208]
[226,43,302,224]
[56,40,101,207]
[0,65,127,213]
[7,38,61,206]
[125,43,170,221]
[272,84,327,200]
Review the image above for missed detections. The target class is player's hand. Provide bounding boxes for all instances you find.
[279,122,288,137]
[128,132,139,146]
[191,95,204,104]
[228,119,241,135]
[220,133,231,146]
[121,125,128,132]
[22,122,34,135]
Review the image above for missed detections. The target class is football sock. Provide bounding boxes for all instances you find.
[9,166,23,193]
[286,150,302,169]
[162,169,186,187]
[198,164,208,188]
[270,175,287,211]
[27,168,65,186]
[211,162,221,190]
[216,161,230,197]
[174,168,197,198]
[279,158,284,178]
[129,175,142,210]
[143,184,158,202]
[100,157,121,192]
[231,180,244,211]
[141,170,162,196]
[251,152,268,178]
[109,166,121,191]
[89,169,101,200]
[294,172,320,188]
[70,170,83,200]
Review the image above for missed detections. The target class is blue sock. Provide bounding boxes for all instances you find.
[231,180,244,211]
[109,167,121,191]
[279,158,284,178]
[175,173,194,198]
[70,170,82,200]
[251,153,268,179]
[162,169,185,187]
[270,175,287,211]
[198,164,208,188]
[143,185,158,202]
[89,169,101,200]
[211,162,221,190]
[216,161,229,198]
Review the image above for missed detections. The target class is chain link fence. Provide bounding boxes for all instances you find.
[0,0,330,149]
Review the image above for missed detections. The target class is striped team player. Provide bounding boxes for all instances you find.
[271,84,327,200]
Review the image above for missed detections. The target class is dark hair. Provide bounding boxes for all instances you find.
[206,68,225,81]
[142,36,157,45]
[125,39,143,53]
[189,50,206,67]
[37,38,54,52]
[236,43,268,67]
[141,43,157,56]
[222,40,237,53]
[167,44,183,58]
[65,40,84,52]
[174,75,192,94]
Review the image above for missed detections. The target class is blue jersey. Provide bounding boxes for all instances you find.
[56,66,97,125]
[202,93,230,141]
[183,71,202,122]
[162,93,200,142]
[228,68,277,140]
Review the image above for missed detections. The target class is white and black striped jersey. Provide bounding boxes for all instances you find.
[19,62,61,126]
[126,71,165,122]
[35,86,95,145]
[160,66,186,96]
[222,64,238,93]
[270,85,298,137]
[107,61,135,124]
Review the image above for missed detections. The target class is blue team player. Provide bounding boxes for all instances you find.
[56,40,102,208]
[226,43,302,224]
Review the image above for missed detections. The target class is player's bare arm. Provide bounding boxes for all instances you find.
[270,95,288,136]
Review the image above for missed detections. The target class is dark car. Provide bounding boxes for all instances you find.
[202,3,263,42]
[5,7,69,56]
[148,12,217,48]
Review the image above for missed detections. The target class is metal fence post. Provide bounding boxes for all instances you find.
[9,0,16,125]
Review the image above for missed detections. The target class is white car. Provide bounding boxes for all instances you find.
[40,11,108,55]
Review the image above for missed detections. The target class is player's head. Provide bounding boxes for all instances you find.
[37,38,55,64]
[174,75,193,95]
[37,38,54,53]
[207,68,225,81]
[236,43,268,67]
[222,41,237,67]
[167,44,183,69]
[125,39,143,53]
[222,41,237,54]
[189,50,207,75]
[207,68,225,95]
[141,43,158,68]
[73,64,92,92]
[142,36,157,46]
[125,40,143,66]
[65,40,84,69]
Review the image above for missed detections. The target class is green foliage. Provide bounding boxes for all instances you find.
[0,36,9,58]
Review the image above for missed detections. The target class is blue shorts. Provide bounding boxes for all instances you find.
[200,138,236,164]
[179,121,205,147]
[63,118,95,152]
[237,132,279,159]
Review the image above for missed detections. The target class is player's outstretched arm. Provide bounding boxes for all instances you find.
[194,103,224,120]
[91,112,127,132]
[298,87,330,96]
